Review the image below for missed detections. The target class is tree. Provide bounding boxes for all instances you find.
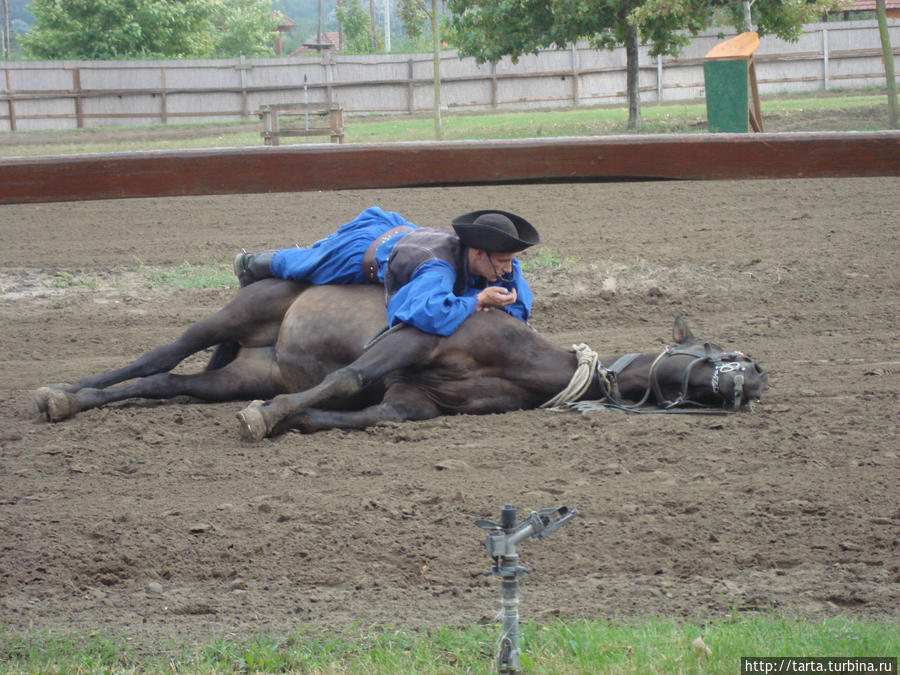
[399,0,444,138]
[19,0,276,60]
[448,0,849,130]
[213,0,279,57]
[335,0,378,53]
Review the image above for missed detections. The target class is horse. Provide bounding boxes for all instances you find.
[33,280,769,438]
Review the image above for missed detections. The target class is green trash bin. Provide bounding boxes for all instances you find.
[703,32,763,133]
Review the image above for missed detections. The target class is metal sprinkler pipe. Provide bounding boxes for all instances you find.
[476,504,579,675]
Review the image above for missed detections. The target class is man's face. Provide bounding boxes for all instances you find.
[471,250,515,281]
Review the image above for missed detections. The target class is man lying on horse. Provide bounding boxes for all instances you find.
[233,207,540,336]
[33,206,768,437]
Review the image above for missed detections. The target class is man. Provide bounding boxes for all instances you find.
[233,206,540,336]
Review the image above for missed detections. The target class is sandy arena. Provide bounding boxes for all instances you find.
[0,126,898,649]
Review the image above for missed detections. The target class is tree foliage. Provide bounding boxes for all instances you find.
[19,0,277,60]
[335,0,378,53]
[398,0,428,41]
[449,0,850,65]
[213,0,280,57]
[447,0,852,129]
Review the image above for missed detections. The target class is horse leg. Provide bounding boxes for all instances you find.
[237,327,439,440]
[38,349,286,422]
[35,280,303,415]
[275,384,440,434]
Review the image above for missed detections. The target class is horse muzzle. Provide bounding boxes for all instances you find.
[715,360,769,410]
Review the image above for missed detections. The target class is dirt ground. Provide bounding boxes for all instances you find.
[0,128,898,651]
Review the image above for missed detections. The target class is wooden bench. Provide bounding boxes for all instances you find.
[257,103,345,145]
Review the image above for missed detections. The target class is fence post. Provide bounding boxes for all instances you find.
[407,58,415,112]
[72,68,83,128]
[160,68,168,124]
[822,27,830,91]
[235,55,251,120]
[491,61,498,109]
[571,43,580,107]
[326,57,335,105]
[3,67,15,131]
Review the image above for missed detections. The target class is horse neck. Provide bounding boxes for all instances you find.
[536,344,609,402]
[594,350,658,400]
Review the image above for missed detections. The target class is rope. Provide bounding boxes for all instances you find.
[541,343,601,410]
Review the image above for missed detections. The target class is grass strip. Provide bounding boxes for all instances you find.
[1,614,897,674]
[1,90,891,158]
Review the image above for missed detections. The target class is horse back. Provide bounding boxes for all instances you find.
[276,284,388,390]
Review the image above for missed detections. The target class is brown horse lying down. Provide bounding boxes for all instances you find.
[34,280,768,438]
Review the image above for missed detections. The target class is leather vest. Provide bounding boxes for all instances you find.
[384,228,469,302]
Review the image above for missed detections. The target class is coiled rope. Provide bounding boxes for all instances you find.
[541,343,607,409]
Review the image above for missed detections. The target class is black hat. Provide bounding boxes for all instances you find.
[451,210,540,253]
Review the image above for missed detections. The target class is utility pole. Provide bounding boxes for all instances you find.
[369,0,376,51]
[2,0,10,59]
[431,0,442,139]
[384,0,391,52]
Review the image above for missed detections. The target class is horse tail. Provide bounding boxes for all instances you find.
[205,340,241,371]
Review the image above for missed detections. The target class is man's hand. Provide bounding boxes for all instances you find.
[476,286,517,312]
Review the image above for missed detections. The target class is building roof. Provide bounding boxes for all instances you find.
[272,12,298,32]
[290,31,342,56]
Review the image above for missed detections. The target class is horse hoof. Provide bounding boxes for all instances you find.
[33,387,53,416]
[34,385,71,418]
[237,404,268,441]
[42,389,78,422]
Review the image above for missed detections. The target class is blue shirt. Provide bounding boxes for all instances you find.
[387,258,531,336]
[269,206,533,336]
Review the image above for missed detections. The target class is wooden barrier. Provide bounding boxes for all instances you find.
[1,131,898,205]
[258,103,344,145]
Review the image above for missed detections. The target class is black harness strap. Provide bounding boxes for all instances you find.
[575,343,750,415]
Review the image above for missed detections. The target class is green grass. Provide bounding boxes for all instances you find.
[34,262,237,292]
[1,615,896,674]
[135,260,237,289]
[519,248,581,273]
[1,90,891,157]
[40,271,103,290]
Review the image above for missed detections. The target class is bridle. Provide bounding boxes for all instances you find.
[558,343,758,415]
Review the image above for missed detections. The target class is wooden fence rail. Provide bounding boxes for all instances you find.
[2,131,897,205]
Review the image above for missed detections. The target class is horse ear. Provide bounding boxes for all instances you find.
[673,315,695,344]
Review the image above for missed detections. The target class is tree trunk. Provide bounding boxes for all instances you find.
[625,23,641,130]
[432,0,443,139]
[369,0,377,51]
[876,0,899,128]
[742,1,753,32]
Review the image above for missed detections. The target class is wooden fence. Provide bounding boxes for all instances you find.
[1,19,898,131]
[2,131,899,205]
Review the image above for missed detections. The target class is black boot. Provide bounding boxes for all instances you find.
[233,250,276,287]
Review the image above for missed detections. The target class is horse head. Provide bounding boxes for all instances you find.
[586,316,769,415]
[653,315,769,411]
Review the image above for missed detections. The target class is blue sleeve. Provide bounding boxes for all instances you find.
[460,258,532,323]
[501,258,532,322]
[386,260,478,336]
